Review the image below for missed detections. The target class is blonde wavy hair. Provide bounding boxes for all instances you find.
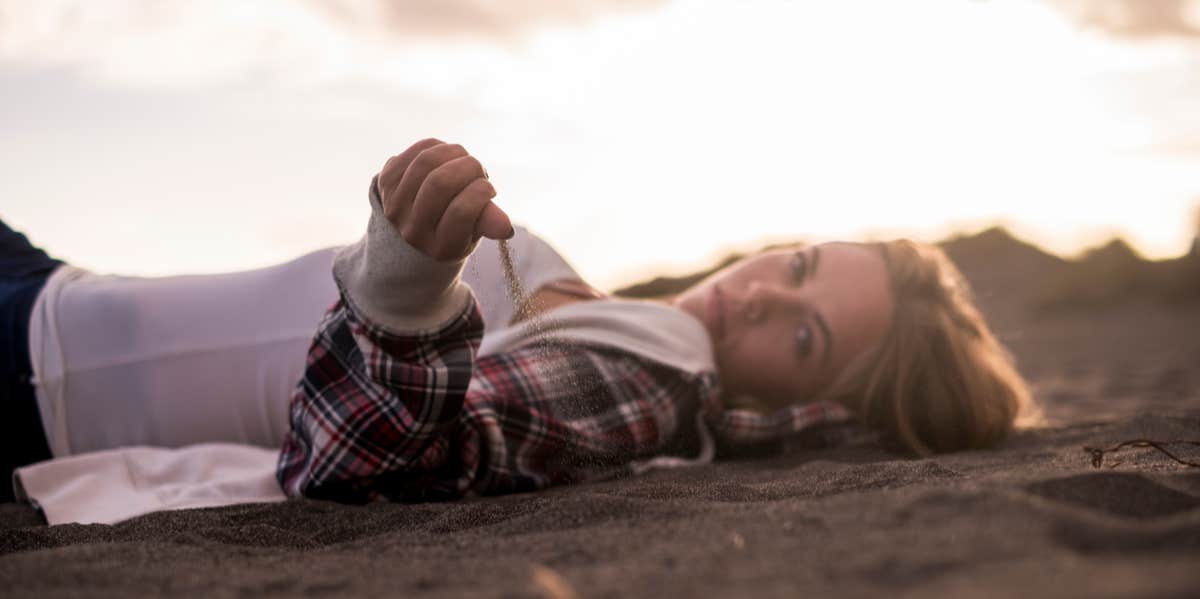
[817,239,1035,455]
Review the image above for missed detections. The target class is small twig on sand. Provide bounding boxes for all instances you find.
[1083,439,1200,469]
[530,564,580,599]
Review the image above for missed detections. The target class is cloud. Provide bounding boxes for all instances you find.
[0,1,336,87]
[0,0,668,89]
[304,0,668,40]
[1049,0,1200,40]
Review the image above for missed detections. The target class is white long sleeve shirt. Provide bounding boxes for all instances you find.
[26,227,584,458]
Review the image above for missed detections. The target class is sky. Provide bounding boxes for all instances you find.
[2,0,1199,289]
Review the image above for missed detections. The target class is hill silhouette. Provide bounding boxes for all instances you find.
[614,227,1200,321]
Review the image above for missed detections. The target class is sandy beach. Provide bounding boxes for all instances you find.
[2,230,1198,598]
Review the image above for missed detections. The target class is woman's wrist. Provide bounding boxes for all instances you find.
[332,177,472,333]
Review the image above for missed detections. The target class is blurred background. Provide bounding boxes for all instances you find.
[1,0,1198,290]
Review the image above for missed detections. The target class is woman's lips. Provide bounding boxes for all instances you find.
[710,284,726,341]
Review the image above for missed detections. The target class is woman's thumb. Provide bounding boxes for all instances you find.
[476,201,514,240]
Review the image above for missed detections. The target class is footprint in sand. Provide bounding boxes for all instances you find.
[1027,473,1200,555]
[1025,472,1200,520]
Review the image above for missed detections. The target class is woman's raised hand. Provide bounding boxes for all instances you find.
[377,139,514,261]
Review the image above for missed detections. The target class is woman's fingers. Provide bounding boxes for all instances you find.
[375,139,511,261]
[405,154,487,247]
[388,143,468,229]
[426,177,504,260]
[378,138,443,213]
[475,201,513,241]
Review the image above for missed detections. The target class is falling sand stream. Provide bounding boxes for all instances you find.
[495,239,613,469]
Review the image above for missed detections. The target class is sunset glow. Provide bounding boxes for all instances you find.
[2,0,1198,289]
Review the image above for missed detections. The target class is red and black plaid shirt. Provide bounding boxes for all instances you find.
[277,291,850,503]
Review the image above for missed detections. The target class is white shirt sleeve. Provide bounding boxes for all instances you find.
[332,176,473,332]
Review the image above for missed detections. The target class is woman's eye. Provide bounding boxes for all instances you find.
[795,326,813,358]
[790,251,808,282]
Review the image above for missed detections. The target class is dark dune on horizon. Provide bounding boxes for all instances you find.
[2,226,1199,598]
[616,225,1200,315]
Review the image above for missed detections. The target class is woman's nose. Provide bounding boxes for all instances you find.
[743,281,791,323]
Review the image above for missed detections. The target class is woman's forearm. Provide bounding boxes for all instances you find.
[332,175,474,333]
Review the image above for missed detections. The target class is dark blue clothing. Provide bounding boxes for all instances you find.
[1,218,59,502]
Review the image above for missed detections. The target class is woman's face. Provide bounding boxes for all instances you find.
[673,242,894,410]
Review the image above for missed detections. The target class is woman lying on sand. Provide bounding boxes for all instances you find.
[1,139,1031,504]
